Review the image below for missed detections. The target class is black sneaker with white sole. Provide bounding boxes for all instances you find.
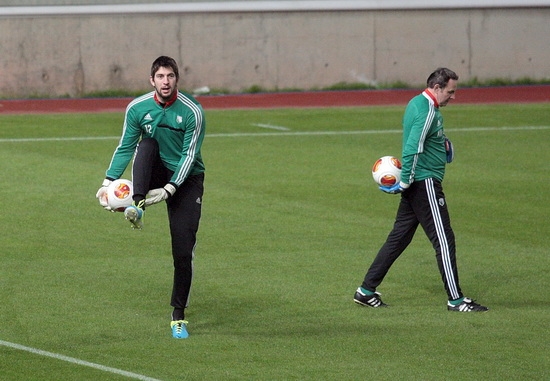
[447,297,488,312]
[353,289,387,308]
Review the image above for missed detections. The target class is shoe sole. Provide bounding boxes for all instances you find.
[447,308,489,312]
[353,298,387,308]
[353,299,370,307]
[124,208,142,230]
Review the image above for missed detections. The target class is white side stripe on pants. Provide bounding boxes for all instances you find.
[425,178,460,299]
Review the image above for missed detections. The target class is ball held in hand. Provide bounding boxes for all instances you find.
[372,156,402,187]
[106,179,133,212]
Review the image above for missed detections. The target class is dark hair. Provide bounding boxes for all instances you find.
[150,56,179,81]
[426,68,458,89]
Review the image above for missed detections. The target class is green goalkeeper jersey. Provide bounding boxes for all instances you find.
[106,90,205,187]
[400,91,447,185]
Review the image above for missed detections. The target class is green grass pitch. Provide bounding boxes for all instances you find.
[0,103,548,380]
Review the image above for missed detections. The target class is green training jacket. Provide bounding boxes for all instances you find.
[105,90,205,187]
[400,91,447,186]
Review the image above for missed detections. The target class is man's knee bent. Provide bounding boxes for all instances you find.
[136,137,159,156]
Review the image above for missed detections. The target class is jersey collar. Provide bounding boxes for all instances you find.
[154,90,178,108]
[423,88,439,108]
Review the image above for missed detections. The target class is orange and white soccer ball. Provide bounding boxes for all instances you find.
[106,179,133,212]
[372,156,402,187]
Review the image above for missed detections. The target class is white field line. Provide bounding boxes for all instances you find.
[0,126,548,143]
[0,340,163,381]
[0,136,120,143]
[251,123,290,131]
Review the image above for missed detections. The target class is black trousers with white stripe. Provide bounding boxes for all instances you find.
[361,178,463,301]
[132,138,204,313]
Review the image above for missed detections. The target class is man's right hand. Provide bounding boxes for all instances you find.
[379,181,408,194]
[96,179,113,211]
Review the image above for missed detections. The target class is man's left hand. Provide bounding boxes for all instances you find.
[445,138,454,163]
[379,182,406,194]
[145,184,176,206]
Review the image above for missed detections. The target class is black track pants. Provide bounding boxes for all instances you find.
[361,178,463,301]
[132,138,204,310]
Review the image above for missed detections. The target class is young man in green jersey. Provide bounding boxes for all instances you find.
[96,56,206,337]
[354,68,488,312]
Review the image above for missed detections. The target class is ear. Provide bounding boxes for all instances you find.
[149,76,155,87]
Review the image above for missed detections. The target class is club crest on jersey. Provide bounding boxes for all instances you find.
[177,115,183,124]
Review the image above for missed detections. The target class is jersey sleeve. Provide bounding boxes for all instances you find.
[400,101,433,185]
[105,106,142,180]
[169,103,205,187]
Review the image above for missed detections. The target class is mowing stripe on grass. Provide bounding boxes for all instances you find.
[0,126,548,143]
[0,340,163,381]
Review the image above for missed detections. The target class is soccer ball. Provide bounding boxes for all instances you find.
[372,156,402,187]
[106,179,133,212]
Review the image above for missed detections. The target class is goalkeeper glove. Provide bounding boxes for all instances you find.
[379,181,408,194]
[445,137,454,163]
[95,179,114,211]
[145,183,176,206]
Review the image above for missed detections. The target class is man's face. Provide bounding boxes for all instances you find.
[150,66,178,102]
[434,79,457,107]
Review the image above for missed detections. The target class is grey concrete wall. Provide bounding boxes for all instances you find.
[1,7,549,98]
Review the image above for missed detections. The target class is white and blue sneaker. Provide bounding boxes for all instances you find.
[124,200,144,230]
[171,320,189,339]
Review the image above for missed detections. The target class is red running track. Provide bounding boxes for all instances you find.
[1,86,549,114]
